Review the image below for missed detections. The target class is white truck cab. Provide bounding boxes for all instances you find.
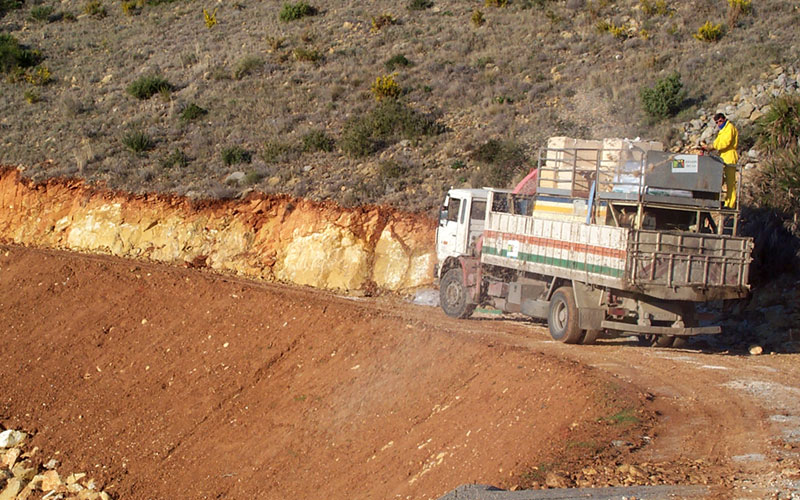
[435,188,488,277]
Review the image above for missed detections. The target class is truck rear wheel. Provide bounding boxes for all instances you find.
[548,287,584,344]
[440,268,476,319]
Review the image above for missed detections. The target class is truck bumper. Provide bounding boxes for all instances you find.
[601,320,721,336]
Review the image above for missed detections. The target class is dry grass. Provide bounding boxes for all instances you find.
[0,0,798,211]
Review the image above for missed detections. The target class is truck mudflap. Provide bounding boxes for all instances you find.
[600,320,721,336]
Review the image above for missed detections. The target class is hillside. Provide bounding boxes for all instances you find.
[1,0,799,212]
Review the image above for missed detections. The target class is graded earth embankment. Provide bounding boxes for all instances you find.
[0,245,650,499]
[0,167,436,293]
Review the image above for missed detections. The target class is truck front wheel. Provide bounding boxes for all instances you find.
[440,268,476,319]
[548,287,584,344]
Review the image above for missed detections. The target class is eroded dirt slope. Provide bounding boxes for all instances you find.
[0,245,651,500]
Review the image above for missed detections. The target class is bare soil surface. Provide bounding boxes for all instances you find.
[1,244,799,499]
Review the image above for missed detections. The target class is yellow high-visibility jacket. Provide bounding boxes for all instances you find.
[713,120,739,164]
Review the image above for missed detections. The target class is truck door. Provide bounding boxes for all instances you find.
[437,194,487,266]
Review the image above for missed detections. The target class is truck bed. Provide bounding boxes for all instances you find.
[481,210,752,301]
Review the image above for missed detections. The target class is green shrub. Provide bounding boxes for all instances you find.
[384,54,411,72]
[408,0,433,10]
[301,130,334,152]
[180,103,208,121]
[484,0,507,6]
[0,0,23,18]
[693,20,723,42]
[0,34,42,73]
[84,0,106,18]
[749,147,800,215]
[339,100,442,157]
[160,148,189,169]
[233,55,263,79]
[757,95,800,153]
[30,5,54,21]
[221,146,252,165]
[244,171,262,185]
[639,72,686,120]
[279,2,316,21]
[261,140,298,163]
[127,75,172,100]
[471,139,527,187]
[122,130,154,153]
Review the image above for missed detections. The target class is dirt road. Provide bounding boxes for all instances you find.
[1,244,798,499]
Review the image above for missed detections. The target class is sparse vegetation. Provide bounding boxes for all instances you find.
[127,75,172,100]
[83,0,106,18]
[203,7,217,28]
[29,5,54,22]
[279,2,316,21]
[384,54,411,72]
[160,148,189,169]
[0,0,799,211]
[727,0,752,29]
[693,20,723,42]
[24,89,40,104]
[371,14,396,32]
[484,0,507,7]
[221,146,252,165]
[596,20,630,39]
[0,34,41,74]
[0,0,23,19]
[301,130,334,152]
[180,103,208,122]
[407,0,432,11]
[293,47,321,63]
[261,140,298,164]
[122,130,154,154]
[640,72,686,120]
[750,96,800,215]
[339,99,442,157]
[233,55,263,79]
[471,139,527,187]
[471,9,484,27]
[639,0,672,17]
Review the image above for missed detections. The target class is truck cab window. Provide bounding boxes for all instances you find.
[471,200,487,221]
[446,198,461,222]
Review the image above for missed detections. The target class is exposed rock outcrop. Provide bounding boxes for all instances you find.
[0,167,437,293]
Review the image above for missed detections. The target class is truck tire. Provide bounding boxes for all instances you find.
[548,287,584,344]
[440,268,476,319]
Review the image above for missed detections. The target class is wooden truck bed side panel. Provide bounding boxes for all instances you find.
[481,211,629,289]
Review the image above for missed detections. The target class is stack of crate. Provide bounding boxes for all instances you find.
[540,137,663,196]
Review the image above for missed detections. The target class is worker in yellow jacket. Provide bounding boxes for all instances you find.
[711,113,739,208]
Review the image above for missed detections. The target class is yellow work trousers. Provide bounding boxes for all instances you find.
[724,165,737,209]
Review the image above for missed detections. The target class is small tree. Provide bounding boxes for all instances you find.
[639,72,686,120]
